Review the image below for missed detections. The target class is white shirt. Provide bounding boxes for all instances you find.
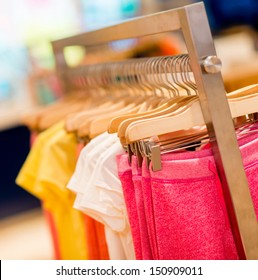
[67,133,135,259]
[80,140,135,259]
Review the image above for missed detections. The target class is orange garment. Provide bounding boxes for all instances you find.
[42,205,61,260]
[76,142,109,260]
[84,216,99,260]
[84,216,109,260]
[95,221,109,260]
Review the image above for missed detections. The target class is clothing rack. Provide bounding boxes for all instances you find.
[52,2,258,259]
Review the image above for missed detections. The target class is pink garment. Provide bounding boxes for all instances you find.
[238,135,258,220]
[116,154,142,260]
[200,132,258,221]
[117,132,258,260]
[150,150,238,260]
[141,157,159,259]
[149,132,258,260]
[201,123,258,150]
[131,156,153,260]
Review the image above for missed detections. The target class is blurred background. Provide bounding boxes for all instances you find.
[1,0,258,259]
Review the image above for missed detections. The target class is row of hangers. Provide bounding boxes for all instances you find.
[22,54,258,170]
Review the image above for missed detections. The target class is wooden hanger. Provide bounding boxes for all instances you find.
[155,125,207,144]
[108,81,258,133]
[65,90,146,133]
[74,89,157,137]
[88,103,147,139]
[20,92,87,130]
[108,95,185,133]
[227,84,258,98]
[124,96,197,143]
[76,100,132,138]
[125,85,258,144]
[37,95,93,131]
[118,95,196,144]
[65,100,115,132]
[88,92,170,138]
[77,93,156,138]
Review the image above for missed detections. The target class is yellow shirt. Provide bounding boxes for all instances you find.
[16,122,88,260]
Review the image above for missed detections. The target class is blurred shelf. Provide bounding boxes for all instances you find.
[0,209,54,260]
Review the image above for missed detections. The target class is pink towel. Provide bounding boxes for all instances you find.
[238,135,258,220]
[132,156,153,259]
[148,132,258,259]
[141,157,159,259]
[116,154,142,260]
[150,151,238,260]
[117,132,258,260]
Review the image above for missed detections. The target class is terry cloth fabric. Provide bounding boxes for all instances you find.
[149,148,238,260]
[131,156,153,259]
[117,153,142,260]
[141,157,159,260]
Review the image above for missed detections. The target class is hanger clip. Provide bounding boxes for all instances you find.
[126,144,133,165]
[135,142,143,168]
[150,142,162,172]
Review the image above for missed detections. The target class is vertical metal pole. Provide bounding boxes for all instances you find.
[179,2,258,259]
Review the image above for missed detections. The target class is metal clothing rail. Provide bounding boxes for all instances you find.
[65,55,195,94]
[52,2,258,259]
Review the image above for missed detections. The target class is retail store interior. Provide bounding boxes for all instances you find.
[1,0,258,260]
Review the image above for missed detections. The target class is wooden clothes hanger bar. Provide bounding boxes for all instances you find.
[51,2,258,259]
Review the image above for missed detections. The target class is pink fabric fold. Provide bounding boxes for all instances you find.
[116,154,142,260]
[132,156,153,259]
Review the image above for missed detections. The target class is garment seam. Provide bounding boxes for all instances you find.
[151,175,215,184]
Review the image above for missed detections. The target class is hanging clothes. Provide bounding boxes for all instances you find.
[16,122,109,260]
[116,129,258,260]
[67,132,136,260]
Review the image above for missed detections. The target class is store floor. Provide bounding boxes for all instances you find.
[0,209,54,260]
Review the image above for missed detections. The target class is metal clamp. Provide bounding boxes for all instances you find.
[202,56,222,74]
